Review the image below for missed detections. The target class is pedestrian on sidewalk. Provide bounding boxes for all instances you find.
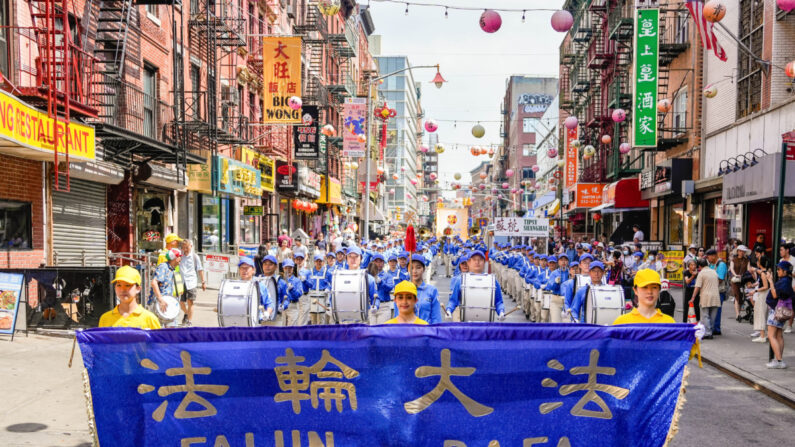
[730,245,751,322]
[683,260,700,323]
[748,257,771,342]
[764,261,794,369]
[691,258,721,339]
[179,240,205,327]
[706,249,728,335]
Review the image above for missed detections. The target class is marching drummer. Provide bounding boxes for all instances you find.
[568,261,605,322]
[260,255,288,326]
[335,249,347,270]
[280,259,306,326]
[325,251,338,274]
[237,257,275,323]
[385,281,429,325]
[446,250,505,322]
[406,254,443,324]
[344,246,379,314]
[149,248,184,327]
[294,252,311,283]
[367,253,396,324]
[578,253,593,274]
[305,253,332,292]
[561,261,579,321]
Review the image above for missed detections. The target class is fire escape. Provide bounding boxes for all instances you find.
[1,0,99,190]
[655,7,690,151]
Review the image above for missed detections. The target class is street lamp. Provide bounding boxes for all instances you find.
[364,64,445,239]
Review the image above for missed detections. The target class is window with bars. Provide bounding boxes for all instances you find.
[736,0,764,119]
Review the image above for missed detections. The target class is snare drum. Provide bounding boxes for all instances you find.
[586,285,625,325]
[460,273,496,322]
[154,295,180,323]
[309,291,328,314]
[542,292,552,310]
[217,280,259,327]
[330,270,368,323]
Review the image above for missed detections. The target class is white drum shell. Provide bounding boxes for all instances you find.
[535,287,544,303]
[309,291,327,314]
[542,292,552,310]
[331,270,368,323]
[460,273,495,322]
[155,295,181,322]
[217,280,259,327]
[586,285,625,325]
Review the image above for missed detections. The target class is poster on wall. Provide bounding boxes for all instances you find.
[660,250,684,282]
[342,98,367,158]
[294,105,320,159]
[0,272,24,334]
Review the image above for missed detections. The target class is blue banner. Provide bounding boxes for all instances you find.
[77,324,694,447]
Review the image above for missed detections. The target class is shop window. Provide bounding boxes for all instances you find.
[736,0,763,119]
[0,200,32,250]
[522,118,539,134]
[781,204,795,243]
[137,192,168,252]
[201,196,222,253]
[667,202,684,245]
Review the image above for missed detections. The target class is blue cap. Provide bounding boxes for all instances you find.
[558,253,569,260]
[314,253,324,261]
[579,253,594,262]
[547,256,558,263]
[411,254,427,266]
[238,257,256,268]
[539,255,548,261]
[469,250,486,259]
[294,251,305,259]
[777,260,793,272]
[282,259,295,268]
[528,250,535,255]
[533,254,540,259]
[326,251,336,258]
[633,251,644,258]
[262,255,278,265]
[582,243,591,251]
[398,251,409,259]
[590,261,605,271]
[347,246,363,257]
[371,253,385,262]
[336,249,346,255]
[460,252,471,262]
[570,261,579,268]
[388,254,397,262]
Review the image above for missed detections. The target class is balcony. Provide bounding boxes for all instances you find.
[1,26,98,118]
[659,11,690,66]
[294,5,328,43]
[188,0,247,50]
[656,110,690,151]
[606,72,631,110]
[607,0,633,41]
[606,144,643,180]
[327,71,356,100]
[330,18,359,59]
[304,75,329,107]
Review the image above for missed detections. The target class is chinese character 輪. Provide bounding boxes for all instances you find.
[274,348,359,415]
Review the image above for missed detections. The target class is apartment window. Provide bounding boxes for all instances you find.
[522,144,536,157]
[189,64,201,120]
[143,65,158,139]
[0,200,32,250]
[0,0,8,79]
[146,4,159,20]
[675,10,689,44]
[522,117,539,134]
[736,0,764,119]
[673,89,687,131]
[522,167,535,179]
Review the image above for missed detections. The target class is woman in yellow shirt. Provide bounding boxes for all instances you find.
[99,266,162,329]
[385,281,428,325]
[613,269,677,325]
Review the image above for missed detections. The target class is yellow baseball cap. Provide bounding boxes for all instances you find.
[634,269,662,288]
[394,281,417,298]
[165,233,183,244]
[112,266,142,286]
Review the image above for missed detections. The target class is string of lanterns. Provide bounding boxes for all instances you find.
[292,199,319,213]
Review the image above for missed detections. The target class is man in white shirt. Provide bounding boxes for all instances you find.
[632,224,644,243]
[292,237,308,260]
[179,240,205,326]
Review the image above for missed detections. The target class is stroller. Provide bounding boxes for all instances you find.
[738,272,756,324]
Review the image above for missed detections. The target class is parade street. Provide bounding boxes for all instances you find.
[2,265,793,447]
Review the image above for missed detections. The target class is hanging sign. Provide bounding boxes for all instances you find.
[294,105,320,159]
[239,147,275,193]
[243,206,264,216]
[342,98,367,158]
[493,217,550,237]
[275,160,298,192]
[564,127,578,188]
[632,8,659,148]
[262,37,302,124]
[575,183,604,208]
[214,155,262,198]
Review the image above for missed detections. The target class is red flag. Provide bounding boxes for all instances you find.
[686,0,727,61]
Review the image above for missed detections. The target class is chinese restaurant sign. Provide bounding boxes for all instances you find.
[213,155,262,198]
[493,217,550,237]
[564,126,579,189]
[342,98,367,158]
[632,8,659,148]
[576,183,604,208]
[294,105,320,159]
[239,146,275,193]
[262,37,302,124]
[0,90,95,161]
[77,325,694,447]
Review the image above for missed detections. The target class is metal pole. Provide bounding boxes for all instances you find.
[364,81,373,240]
[773,141,788,264]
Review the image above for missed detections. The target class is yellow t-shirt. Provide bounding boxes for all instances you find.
[385,317,429,325]
[612,308,676,325]
[99,305,162,329]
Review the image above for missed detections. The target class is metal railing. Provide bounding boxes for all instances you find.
[91,75,175,143]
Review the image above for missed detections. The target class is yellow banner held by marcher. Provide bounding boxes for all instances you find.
[263,37,302,124]
[0,89,95,161]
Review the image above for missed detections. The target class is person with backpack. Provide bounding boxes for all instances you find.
[764,261,794,369]
[705,249,728,335]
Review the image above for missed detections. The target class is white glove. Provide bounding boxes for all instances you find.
[562,310,569,321]
[445,310,453,320]
[694,322,706,340]
[555,277,561,284]
[370,305,378,313]
[498,312,505,322]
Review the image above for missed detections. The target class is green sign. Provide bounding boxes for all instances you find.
[243,205,264,216]
[632,8,659,148]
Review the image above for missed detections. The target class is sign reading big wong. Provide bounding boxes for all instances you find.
[263,37,302,124]
[77,325,694,447]
[632,7,659,148]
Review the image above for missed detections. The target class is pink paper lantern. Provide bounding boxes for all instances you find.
[479,10,502,33]
[505,169,514,178]
[288,96,302,111]
[551,10,574,32]
[479,183,486,190]
[619,143,632,154]
[401,167,406,172]
[779,0,795,11]
[547,148,558,158]
[429,172,437,180]
[491,188,499,194]
[419,145,429,153]
[424,119,438,133]
[410,178,418,185]
[502,183,509,189]
[601,135,612,145]
[532,165,540,173]
[611,109,626,123]
[389,189,395,194]
[564,116,578,130]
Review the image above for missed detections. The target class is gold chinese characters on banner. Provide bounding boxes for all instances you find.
[263,37,302,124]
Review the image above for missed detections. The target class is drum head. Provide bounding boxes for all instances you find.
[156,296,180,321]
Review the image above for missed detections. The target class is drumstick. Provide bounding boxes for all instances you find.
[503,306,521,317]
[317,302,330,312]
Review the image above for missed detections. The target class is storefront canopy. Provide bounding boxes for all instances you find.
[590,178,649,212]
[722,154,795,205]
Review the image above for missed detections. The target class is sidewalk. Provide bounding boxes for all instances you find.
[670,288,795,406]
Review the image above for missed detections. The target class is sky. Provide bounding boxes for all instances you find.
[367,0,566,187]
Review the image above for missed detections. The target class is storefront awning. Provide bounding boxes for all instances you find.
[361,204,386,222]
[602,178,649,209]
[600,207,648,215]
[590,203,614,212]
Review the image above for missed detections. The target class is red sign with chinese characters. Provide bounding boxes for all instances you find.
[576,183,604,208]
[564,127,579,188]
[263,37,302,124]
